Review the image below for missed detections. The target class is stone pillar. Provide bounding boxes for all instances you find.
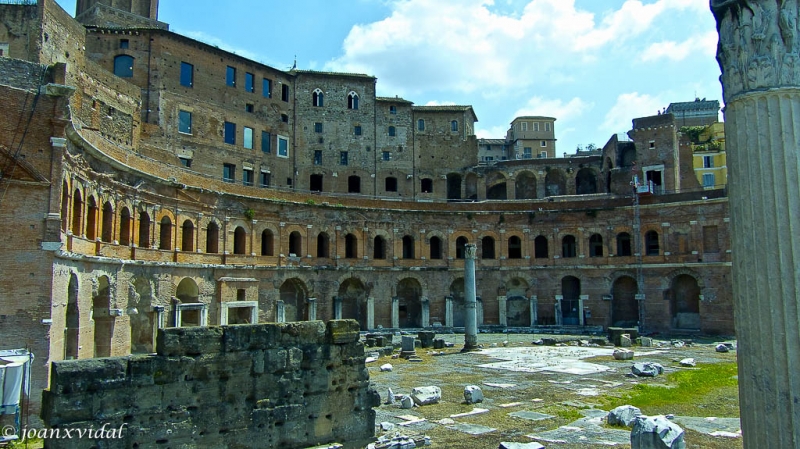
[498,296,508,327]
[307,297,317,321]
[333,296,342,320]
[477,297,484,326]
[463,244,478,351]
[421,296,430,328]
[391,296,399,329]
[367,297,375,330]
[554,295,563,326]
[712,2,800,447]
[529,295,538,327]
[445,296,454,327]
[579,295,589,326]
[276,300,285,323]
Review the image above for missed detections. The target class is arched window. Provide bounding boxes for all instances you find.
[233,226,246,255]
[645,231,660,255]
[261,229,274,256]
[345,233,357,259]
[159,216,172,250]
[508,236,522,259]
[86,197,98,241]
[71,189,83,236]
[534,235,549,259]
[616,232,632,256]
[430,236,442,260]
[206,222,219,253]
[373,235,386,259]
[421,178,433,193]
[402,235,414,259]
[181,220,194,252]
[482,236,495,259]
[347,91,359,110]
[562,235,576,258]
[138,211,150,248]
[456,236,468,259]
[589,234,603,257]
[101,201,114,242]
[317,232,330,258]
[119,207,131,246]
[388,126,396,137]
[312,88,324,107]
[289,231,302,256]
[451,120,458,132]
[113,54,134,78]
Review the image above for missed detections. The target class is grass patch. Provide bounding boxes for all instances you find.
[603,362,738,414]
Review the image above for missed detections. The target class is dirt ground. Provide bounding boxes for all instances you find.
[360,332,741,449]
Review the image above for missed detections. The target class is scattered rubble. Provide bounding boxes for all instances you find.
[607,405,643,427]
[614,348,635,360]
[411,386,441,406]
[631,415,686,449]
[463,385,484,404]
[631,362,664,377]
[679,358,696,367]
[381,364,394,372]
[715,344,730,353]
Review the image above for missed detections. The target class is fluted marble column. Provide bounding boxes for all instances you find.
[462,244,478,351]
[712,1,800,447]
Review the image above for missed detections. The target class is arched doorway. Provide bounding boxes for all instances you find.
[545,170,566,196]
[449,278,465,327]
[465,173,478,200]
[159,216,172,250]
[280,278,308,322]
[339,278,368,330]
[561,276,581,325]
[181,220,194,252]
[486,172,507,200]
[576,168,598,194]
[206,221,219,253]
[397,278,422,328]
[93,276,113,358]
[175,278,201,327]
[101,202,114,242]
[71,189,83,236]
[65,273,80,359]
[129,277,156,354]
[447,173,462,200]
[86,197,98,240]
[611,276,639,327]
[670,274,701,329]
[506,278,530,327]
[515,171,537,199]
[233,226,247,254]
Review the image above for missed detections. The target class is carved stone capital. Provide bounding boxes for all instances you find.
[465,244,477,259]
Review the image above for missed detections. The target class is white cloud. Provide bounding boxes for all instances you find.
[641,31,719,62]
[475,125,509,139]
[600,92,665,135]
[513,96,593,124]
[178,30,285,68]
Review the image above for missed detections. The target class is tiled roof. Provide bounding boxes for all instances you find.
[293,69,375,79]
[412,105,478,121]
[376,96,414,104]
[478,139,506,145]
[666,99,720,113]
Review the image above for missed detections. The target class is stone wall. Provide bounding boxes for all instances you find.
[41,320,378,449]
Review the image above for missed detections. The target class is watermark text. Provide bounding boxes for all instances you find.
[2,423,127,441]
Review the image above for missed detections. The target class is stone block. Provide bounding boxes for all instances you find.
[411,386,441,405]
[50,357,129,394]
[464,385,484,404]
[631,362,664,377]
[620,334,632,347]
[608,327,639,346]
[607,405,642,427]
[223,323,281,352]
[418,331,435,348]
[640,337,653,347]
[157,326,224,356]
[631,415,686,449]
[401,335,416,352]
[433,338,445,349]
[613,349,634,360]
[281,320,327,345]
[326,320,361,344]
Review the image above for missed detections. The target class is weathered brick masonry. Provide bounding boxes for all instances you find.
[42,320,378,449]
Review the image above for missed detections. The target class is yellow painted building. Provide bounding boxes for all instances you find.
[690,122,727,189]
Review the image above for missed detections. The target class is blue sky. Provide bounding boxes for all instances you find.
[55,0,722,156]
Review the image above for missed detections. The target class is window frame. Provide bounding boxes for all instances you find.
[313,150,322,165]
[180,62,194,87]
[262,78,272,98]
[113,54,134,78]
[242,168,254,186]
[340,151,349,166]
[354,125,362,136]
[388,126,396,137]
[224,121,236,145]
[277,135,289,158]
[245,72,254,93]
[226,66,236,87]
[178,110,192,134]
[261,131,271,153]
[451,120,458,132]
[223,163,235,183]
[417,119,425,131]
[243,126,254,149]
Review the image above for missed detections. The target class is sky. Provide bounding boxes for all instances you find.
[55,0,723,156]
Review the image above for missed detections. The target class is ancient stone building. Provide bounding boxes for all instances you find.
[0,0,733,421]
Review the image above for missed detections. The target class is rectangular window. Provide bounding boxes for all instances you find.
[281,114,289,123]
[180,62,193,87]
[703,156,714,168]
[540,141,547,147]
[179,157,192,168]
[703,173,716,188]
[245,103,254,113]
[523,147,532,159]
[120,39,129,49]
[226,66,236,87]
[417,119,425,131]
[314,122,323,133]
[261,131,271,153]
[521,122,528,131]
[178,110,192,134]
[277,136,289,158]
[545,122,551,132]
[314,150,322,165]
[242,168,253,186]
[262,78,272,98]
[340,151,348,166]
[382,151,391,161]
[281,84,289,102]
[354,125,362,136]
[534,122,539,131]
[649,140,656,149]
[245,72,254,92]
[389,105,397,114]
[243,127,253,149]
[224,121,236,145]
[260,171,270,187]
[223,163,235,183]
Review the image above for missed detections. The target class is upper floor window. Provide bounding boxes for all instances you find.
[223,163,235,183]
[226,66,236,87]
[119,39,129,49]
[262,78,272,98]
[245,72,254,93]
[534,122,540,131]
[224,121,236,145]
[540,141,547,147]
[385,177,397,191]
[312,89,324,107]
[261,131,271,153]
[347,92,359,110]
[389,105,397,114]
[382,151,391,161]
[421,178,433,193]
[314,150,322,165]
[521,122,527,131]
[314,122,323,133]
[113,55,134,78]
[545,122,551,132]
[354,125,362,136]
[340,151,348,166]
[277,136,289,158]
[703,173,716,188]
[243,127,254,149]
[178,110,192,134]
[388,126,396,137]
[242,168,253,186]
[281,84,290,102]
[703,156,714,168]
[180,62,193,87]
[451,120,458,132]
[523,147,532,159]
[417,119,425,131]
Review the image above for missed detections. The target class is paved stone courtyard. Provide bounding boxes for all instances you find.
[361,332,741,449]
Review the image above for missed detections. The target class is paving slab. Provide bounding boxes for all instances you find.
[508,411,555,422]
[528,421,631,446]
[579,409,610,419]
[445,422,497,435]
[483,382,517,388]
[478,346,661,375]
[498,402,524,408]
[672,416,741,436]
[450,408,489,418]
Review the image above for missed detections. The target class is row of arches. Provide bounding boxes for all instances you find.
[447,167,601,201]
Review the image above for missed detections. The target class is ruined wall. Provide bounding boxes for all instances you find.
[0,3,41,61]
[42,320,378,449]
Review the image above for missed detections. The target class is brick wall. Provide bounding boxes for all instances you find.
[42,320,378,449]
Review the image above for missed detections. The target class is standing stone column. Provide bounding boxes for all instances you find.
[463,244,479,352]
[498,296,508,327]
[579,295,589,326]
[421,296,430,328]
[445,296,454,327]
[554,295,563,326]
[529,295,538,327]
[391,296,399,329]
[366,297,375,330]
[333,296,343,320]
[712,2,800,447]
[307,297,317,321]
[276,300,285,323]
